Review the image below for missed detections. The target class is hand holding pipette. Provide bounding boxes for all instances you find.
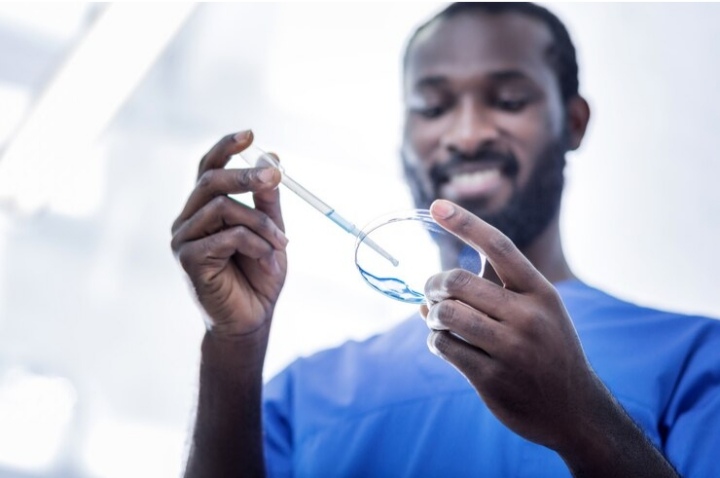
[171,130,289,338]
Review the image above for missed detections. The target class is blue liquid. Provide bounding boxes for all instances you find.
[357,265,425,304]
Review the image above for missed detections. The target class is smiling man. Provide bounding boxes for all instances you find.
[401,3,582,271]
[173,3,720,477]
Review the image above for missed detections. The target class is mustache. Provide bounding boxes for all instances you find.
[429,149,520,185]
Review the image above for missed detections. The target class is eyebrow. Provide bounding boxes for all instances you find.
[414,76,449,90]
[413,69,534,90]
[487,70,533,82]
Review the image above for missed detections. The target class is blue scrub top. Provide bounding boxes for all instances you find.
[263,280,720,477]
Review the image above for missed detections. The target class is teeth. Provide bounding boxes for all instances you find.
[449,169,500,185]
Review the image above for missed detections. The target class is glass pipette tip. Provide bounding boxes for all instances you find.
[238,144,399,267]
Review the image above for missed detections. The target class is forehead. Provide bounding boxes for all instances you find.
[405,11,557,89]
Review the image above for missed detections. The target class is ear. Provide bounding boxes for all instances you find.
[566,95,591,151]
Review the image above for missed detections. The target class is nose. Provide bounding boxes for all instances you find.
[440,97,499,157]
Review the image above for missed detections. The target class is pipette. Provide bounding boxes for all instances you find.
[238,144,399,267]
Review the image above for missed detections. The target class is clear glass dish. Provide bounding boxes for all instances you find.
[354,209,486,304]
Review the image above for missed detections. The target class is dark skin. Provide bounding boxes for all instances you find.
[171,130,287,476]
[406,12,678,478]
[172,10,678,478]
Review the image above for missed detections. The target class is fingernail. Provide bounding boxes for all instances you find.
[431,200,455,219]
[276,231,289,247]
[233,130,252,143]
[258,168,276,183]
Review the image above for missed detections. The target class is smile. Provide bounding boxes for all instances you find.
[439,167,504,200]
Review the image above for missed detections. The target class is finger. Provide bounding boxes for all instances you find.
[424,268,520,320]
[177,225,276,274]
[427,330,493,377]
[419,303,429,320]
[252,152,285,232]
[426,299,506,356]
[173,167,281,233]
[197,130,254,179]
[171,195,288,253]
[429,199,545,293]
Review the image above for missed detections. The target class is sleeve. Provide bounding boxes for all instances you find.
[662,325,720,477]
[262,366,295,478]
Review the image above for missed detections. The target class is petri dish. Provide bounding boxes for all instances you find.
[354,209,486,304]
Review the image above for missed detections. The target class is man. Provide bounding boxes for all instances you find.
[171,3,720,477]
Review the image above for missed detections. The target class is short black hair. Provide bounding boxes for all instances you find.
[403,2,579,103]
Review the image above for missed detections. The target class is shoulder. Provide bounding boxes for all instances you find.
[558,279,720,338]
[560,279,720,400]
[565,280,720,364]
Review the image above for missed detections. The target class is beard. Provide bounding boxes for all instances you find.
[403,137,568,250]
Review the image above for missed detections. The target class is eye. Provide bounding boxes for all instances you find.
[494,97,529,112]
[414,105,447,119]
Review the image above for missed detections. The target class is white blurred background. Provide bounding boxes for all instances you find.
[0,3,718,477]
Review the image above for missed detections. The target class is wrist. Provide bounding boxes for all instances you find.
[553,373,621,466]
[553,374,676,478]
[201,321,270,373]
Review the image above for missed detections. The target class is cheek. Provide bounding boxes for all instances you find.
[500,105,557,145]
[403,116,445,164]
[403,116,446,202]
[497,107,559,183]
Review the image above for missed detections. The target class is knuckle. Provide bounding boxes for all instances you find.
[427,330,447,354]
[488,234,515,258]
[229,224,249,240]
[170,217,181,236]
[434,300,458,327]
[209,195,228,213]
[463,309,485,336]
[234,169,260,190]
[197,170,217,191]
[539,284,562,305]
[516,305,546,339]
[177,245,195,270]
[424,273,439,296]
[491,286,511,308]
[256,211,272,232]
[198,235,214,257]
[198,155,210,175]
[506,331,525,356]
[170,233,181,253]
[424,273,446,304]
[443,268,473,292]
[232,225,271,253]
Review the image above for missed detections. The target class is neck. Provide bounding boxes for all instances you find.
[440,211,575,286]
[493,212,575,285]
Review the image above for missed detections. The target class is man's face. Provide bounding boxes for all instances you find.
[402,12,570,249]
